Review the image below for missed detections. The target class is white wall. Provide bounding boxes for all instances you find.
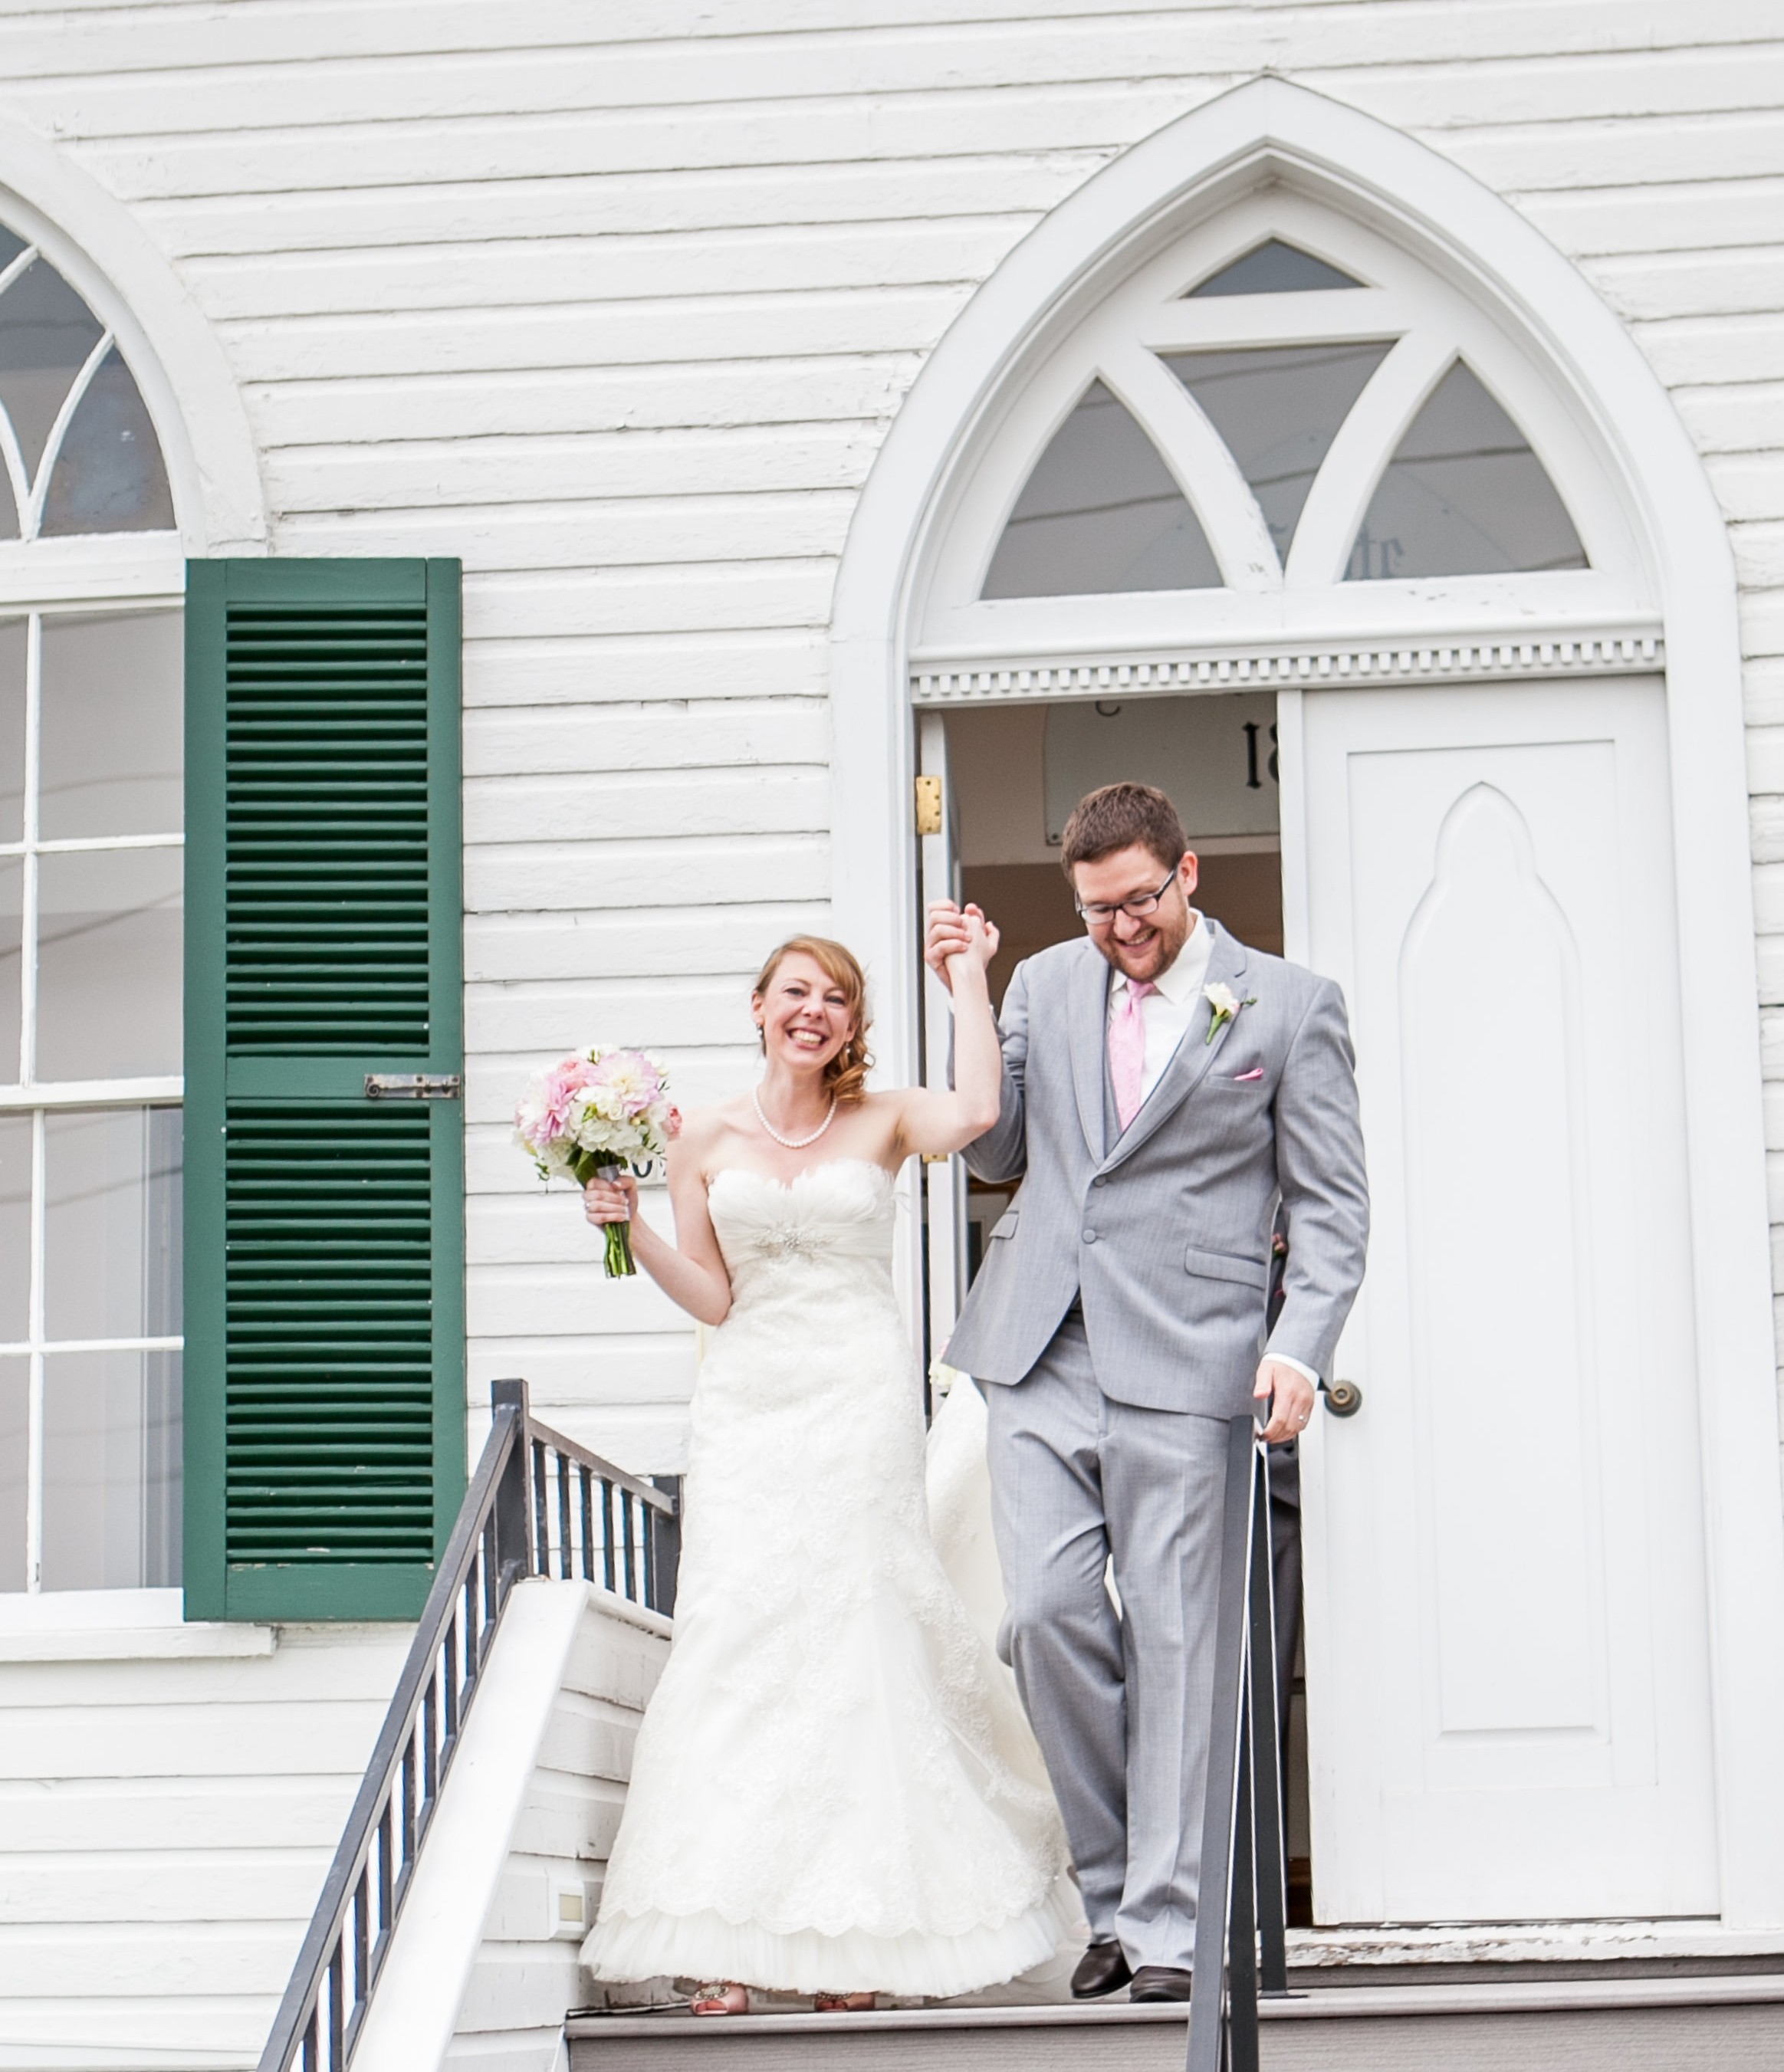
[0,1,1777,1463]
[0,1622,409,2070]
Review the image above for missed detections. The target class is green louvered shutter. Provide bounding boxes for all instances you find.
[183,560,465,1621]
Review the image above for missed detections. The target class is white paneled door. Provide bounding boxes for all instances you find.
[1296,677,1719,1923]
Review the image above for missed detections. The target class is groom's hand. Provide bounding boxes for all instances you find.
[1255,1358,1316,1444]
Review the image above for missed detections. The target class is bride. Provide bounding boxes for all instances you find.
[577,922,1072,2013]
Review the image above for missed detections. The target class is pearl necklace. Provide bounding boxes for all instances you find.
[753,1085,837,1150]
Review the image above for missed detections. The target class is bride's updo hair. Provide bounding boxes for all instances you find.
[752,935,874,1105]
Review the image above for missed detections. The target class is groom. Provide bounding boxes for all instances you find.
[928,781,1367,2002]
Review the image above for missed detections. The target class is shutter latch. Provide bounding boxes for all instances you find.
[365,1073,464,1100]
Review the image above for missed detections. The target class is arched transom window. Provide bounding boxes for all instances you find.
[914,193,1652,700]
[0,224,182,1600]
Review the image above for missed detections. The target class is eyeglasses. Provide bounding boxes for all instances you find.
[1073,865,1181,928]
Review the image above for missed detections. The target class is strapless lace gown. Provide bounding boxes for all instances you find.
[582,1159,1071,1997]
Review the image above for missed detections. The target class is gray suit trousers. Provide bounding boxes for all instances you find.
[983,1313,1229,1975]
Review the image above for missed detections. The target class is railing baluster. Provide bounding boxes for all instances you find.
[556,1446,573,1580]
[532,1437,550,1575]
[622,1487,638,1601]
[601,1478,617,1591]
[327,1948,343,2071]
[422,1670,438,1816]
[376,1803,393,1949]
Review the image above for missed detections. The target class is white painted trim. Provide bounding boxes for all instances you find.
[0,1622,274,1661]
[0,1076,182,1109]
[828,77,1784,1926]
[0,118,266,555]
[0,537,185,606]
[912,628,1662,704]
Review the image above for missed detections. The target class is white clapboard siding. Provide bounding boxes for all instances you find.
[0,0,1777,1486]
[0,1626,409,2067]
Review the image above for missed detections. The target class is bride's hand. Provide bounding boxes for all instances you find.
[583,1172,639,1226]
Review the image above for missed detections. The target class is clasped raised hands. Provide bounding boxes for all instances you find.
[924,901,1000,993]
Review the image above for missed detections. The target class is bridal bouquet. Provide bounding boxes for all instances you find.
[514,1047,682,1277]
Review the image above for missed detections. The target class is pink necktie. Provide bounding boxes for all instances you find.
[1109,979,1156,1132]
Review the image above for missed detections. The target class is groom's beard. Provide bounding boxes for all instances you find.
[1100,901,1193,983]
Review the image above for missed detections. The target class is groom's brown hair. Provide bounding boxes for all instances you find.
[1060,783,1188,878]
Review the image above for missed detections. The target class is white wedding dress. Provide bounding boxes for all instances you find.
[582,1157,1073,1998]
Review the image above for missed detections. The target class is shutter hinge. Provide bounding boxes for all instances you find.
[365,1073,464,1100]
[914,774,943,836]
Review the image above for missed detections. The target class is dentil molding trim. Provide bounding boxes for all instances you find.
[911,627,1664,703]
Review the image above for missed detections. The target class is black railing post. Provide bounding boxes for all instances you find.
[1249,1447,1290,1998]
[1228,1681,1260,2072]
[650,1474,682,1614]
[490,1378,532,1583]
[1187,1416,1260,2072]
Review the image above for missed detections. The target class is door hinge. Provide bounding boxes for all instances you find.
[915,774,943,836]
[365,1073,464,1100]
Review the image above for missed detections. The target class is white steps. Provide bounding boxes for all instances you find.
[566,1970,1784,2070]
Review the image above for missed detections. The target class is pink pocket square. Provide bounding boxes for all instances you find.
[1231,1067,1265,1083]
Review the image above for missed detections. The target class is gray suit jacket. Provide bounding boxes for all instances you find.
[944,923,1368,1417]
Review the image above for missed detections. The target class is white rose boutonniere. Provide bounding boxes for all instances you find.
[1204,980,1259,1045]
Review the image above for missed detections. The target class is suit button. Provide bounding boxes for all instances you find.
[1083,1229,1097,1243]
[1091,1176,1107,1187]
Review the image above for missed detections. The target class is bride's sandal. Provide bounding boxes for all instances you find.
[813,1992,876,2012]
[689,1983,749,2016]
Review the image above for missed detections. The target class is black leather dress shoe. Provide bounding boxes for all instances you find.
[1129,1965,1194,2002]
[1069,1940,1132,1999]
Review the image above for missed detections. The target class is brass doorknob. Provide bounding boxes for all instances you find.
[1324,1380,1363,1418]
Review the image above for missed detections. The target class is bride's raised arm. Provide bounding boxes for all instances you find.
[583,1118,734,1327]
[890,905,1006,1162]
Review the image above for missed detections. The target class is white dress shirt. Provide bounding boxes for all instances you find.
[1106,915,1319,1394]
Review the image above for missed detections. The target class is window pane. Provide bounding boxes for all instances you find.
[1347,363,1589,580]
[40,348,176,537]
[45,1107,181,1342]
[0,618,24,843]
[39,612,183,839]
[1164,342,1391,562]
[0,256,105,483]
[0,855,18,1080]
[982,379,1222,598]
[0,1357,23,1591]
[34,847,182,1079]
[41,1348,182,1590]
[1188,240,1362,297]
[0,1113,27,1341]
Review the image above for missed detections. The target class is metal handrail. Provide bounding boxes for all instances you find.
[1187,1417,1290,2072]
[257,1378,679,2072]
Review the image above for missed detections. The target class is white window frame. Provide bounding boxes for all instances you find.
[3,576,186,1604]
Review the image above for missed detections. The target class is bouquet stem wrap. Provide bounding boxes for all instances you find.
[592,1162,636,1279]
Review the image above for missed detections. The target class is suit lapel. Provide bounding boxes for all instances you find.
[1099,924,1250,1174]
[1067,940,1112,1161]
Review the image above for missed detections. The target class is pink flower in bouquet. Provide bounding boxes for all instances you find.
[665,1106,684,1139]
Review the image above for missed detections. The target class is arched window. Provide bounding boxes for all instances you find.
[913,192,1644,694]
[0,226,182,1597]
